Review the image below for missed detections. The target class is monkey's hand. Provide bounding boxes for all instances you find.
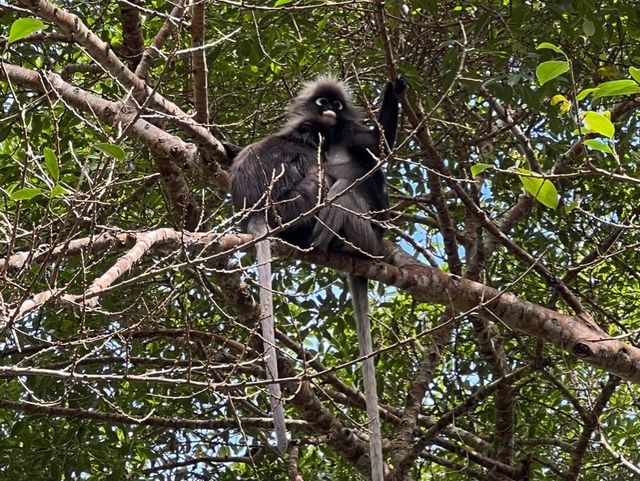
[393,75,408,97]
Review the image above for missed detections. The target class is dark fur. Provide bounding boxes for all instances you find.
[309,77,404,481]
[230,99,338,247]
[229,76,404,466]
[229,78,345,454]
[312,79,402,255]
[230,76,402,247]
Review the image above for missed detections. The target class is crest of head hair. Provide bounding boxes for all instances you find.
[299,74,351,101]
[288,74,364,121]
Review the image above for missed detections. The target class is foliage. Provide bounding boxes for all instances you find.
[1,1,640,480]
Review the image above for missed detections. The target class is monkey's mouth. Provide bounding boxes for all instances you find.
[321,110,337,124]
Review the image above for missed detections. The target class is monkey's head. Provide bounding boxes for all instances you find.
[287,75,363,128]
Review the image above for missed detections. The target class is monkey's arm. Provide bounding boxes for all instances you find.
[271,164,320,227]
[231,146,318,223]
[339,76,407,155]
[377,76,407,149]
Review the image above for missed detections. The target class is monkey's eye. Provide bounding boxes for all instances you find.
[333,100,344,111]
[315,97,329,106]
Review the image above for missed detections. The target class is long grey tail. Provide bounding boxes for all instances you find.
[256,238,288,454]
[348,274,384,481]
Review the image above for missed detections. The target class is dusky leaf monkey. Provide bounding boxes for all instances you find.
[229,75,404,480]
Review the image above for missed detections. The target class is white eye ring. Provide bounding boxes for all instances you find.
[315,97,329,106]
[333,100,343,111]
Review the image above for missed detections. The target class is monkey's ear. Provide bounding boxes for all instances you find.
[222,142,243,162]
[393,75,408,96]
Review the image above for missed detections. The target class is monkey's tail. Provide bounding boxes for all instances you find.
[348,274,384,481]
[255,237,288,454]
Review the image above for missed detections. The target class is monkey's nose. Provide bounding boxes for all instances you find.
[322,110,336,120]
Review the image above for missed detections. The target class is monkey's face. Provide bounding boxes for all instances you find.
[308,93,345,126]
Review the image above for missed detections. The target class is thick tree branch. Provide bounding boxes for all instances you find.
[0,62,231,227]
[135,1,187,78]
[285,245,640,382]
[118,0,145,70]
[17,0,228,165]
[191,0,209,125]
[4,228,639,381]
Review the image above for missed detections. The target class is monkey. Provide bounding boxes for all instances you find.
[310,77,404,481]
[229,88,332,454]
[229,76,404,472]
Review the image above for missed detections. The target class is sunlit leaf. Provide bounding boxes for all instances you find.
[564,196,580,214]
[630,67,640,84]
[584,139,613,154]
[471,163,493,178]
[95,143,125,161]
[582,111,615,138]
[317,16,328,30]
[576,87,597,101]
[8,18,45,44]
[43,147,59,181]
[50,184,67,198]
[582,18,595,37]
[10,187,43,201]
[536,61,570,86]
[591,80,640,101]
[274,0,294,5]
[597,65,620,79]
[536,42,564,55]
[550,94,570,114]
[516,169,559,209]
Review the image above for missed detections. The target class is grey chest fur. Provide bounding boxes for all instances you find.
[325,146,365,182]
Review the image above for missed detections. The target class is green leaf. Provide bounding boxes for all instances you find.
[536,61,570,86]
[95,143,125,161]
[10,187,43,201]
[43,147,59,181]
[630,67,640,84]
[8,18,45,44]
[582,18,595,37]
[536,42,564,55]
[274,0,294,5]
[317,15,328,30]
[591,79,640,101]
[576,87,598,101]
[50,184,67,198]
[471,163,493,177]
[582,111,615,138]
[516,169,559,209]
[584,139,613,154]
